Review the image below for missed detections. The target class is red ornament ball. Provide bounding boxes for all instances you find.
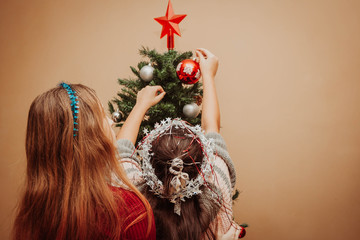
[239,227,246,238]
[176,59,201,84]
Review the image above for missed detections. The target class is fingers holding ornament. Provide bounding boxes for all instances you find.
[195,49,218,79]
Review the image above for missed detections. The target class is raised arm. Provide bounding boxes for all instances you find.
[196,48,220,133]
[116,85,166,144]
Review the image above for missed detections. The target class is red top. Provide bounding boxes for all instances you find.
[109,186,156,240]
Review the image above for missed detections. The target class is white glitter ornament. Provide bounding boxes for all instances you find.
[183,103,200,118]
[139,64,154,82]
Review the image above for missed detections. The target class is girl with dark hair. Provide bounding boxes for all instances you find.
[12,83,164,239]
[117,48,243,239]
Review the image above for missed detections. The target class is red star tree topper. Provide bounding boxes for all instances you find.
[154,0,187,50]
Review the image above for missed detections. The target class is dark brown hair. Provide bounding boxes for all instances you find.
[142,128,219,240]
[12,84,152,240]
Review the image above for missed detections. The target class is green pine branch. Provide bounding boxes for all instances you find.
[109,47,202,144]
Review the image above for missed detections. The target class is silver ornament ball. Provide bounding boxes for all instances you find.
[111,111,122,123]
[140,64,154,82]
[183,103,200,118]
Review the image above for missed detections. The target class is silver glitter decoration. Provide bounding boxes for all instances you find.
[183,103,200,118]
[138,118,215,215]
[140,64,154,82]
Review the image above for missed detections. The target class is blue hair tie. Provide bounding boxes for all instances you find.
[60,83,79,137]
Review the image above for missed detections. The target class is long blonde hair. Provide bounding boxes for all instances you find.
[12,84,152,239]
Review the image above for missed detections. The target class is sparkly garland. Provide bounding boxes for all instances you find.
[60,82,79,137]
[138,118,216,215]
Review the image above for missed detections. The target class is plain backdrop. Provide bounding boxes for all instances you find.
[1,0,360,239]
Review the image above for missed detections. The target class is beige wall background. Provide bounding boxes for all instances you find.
[1,0,360,239]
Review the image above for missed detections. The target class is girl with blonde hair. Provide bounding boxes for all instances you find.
[12,83,162,239]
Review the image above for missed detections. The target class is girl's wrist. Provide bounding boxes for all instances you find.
[201,74,215,81]
[202,77,216,87]
[134,103,149,115]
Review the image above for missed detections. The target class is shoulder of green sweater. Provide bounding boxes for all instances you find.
[116,139,136,158]
[205,132,228,150]
[205,132,236,188]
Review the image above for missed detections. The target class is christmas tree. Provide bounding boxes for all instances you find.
[109,0,203,143]
[108,48,203,143]
[108,1,245,231]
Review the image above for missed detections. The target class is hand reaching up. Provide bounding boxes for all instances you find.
[136,85,166,111]
[117,85,165,143]
[195,48,220,133]
[195,48,219,79]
